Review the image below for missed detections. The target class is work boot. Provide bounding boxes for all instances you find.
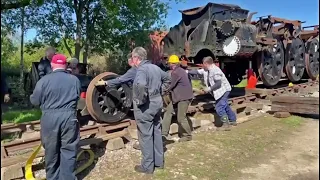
[162,135,174,145]
[155,165,164,169]
[133,141,141,150]
[218,116,231,131]
[134,165,153,174]
[178,136,192,142]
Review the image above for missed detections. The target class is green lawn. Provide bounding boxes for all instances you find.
[2,109,42,124]
[192,79,248,89]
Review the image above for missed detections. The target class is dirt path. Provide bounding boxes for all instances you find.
[235,118,319,180]
[77,114,319,180]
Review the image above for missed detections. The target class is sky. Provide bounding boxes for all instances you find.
[24,0,319,41]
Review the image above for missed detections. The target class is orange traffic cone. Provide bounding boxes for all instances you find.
[246,69,257,89]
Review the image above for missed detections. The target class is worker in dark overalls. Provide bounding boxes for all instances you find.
[30,54,81,180]
[131,47,170,174]
[162,55,194,143]
[95,53,140,150]
[187,56,237,130]
[38,47,56,78]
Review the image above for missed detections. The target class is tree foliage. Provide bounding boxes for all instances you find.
[1,0,44,11]
[28,0,181,63]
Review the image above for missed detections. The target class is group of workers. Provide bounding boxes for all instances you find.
[95,47,237,174]
[25,45,236,179]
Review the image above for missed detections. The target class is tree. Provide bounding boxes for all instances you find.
[30,0,182,63]
[1,0,44,11]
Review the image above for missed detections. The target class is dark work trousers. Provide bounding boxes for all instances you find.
[215,91,237,123]
[40,109,80,180]
[133,96,164,173]
[162,100,192,138]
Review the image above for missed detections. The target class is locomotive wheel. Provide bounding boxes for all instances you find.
[258,41,285,87]
[285,38,306,82]
[305,37,319,80]
[86,72,133,123]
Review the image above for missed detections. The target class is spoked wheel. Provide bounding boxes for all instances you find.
[305,37,319,80]
[285,38,306,82]
[257,40,285,87]
[86,72,133,123]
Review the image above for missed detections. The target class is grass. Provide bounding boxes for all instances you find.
[191,80,204,89]
[234,79,247,88]
[191,79,248,90]
[94,115,304,180]
[2,108,42,124]
[281,116,303,127]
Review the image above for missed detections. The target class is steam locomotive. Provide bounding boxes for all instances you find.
[153,2,319,87]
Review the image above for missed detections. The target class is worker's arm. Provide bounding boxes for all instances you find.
[209,71,223,91]
[160,70,171,94]
[30,80,44,106]
[106,68,137,87]
[132,69,148,107]
[168,71,180,91]
[186,69,204,75]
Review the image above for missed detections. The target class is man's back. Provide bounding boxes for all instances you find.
[137,61,169,98]
[170,66,194,103]
[33,70,80,110]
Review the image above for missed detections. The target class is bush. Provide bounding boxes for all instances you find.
[88,53,129,75]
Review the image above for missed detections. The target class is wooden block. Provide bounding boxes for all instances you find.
[128,128,138,140]
[200,120,212,127]
[169,123,179,134]
[270,96,319,105]
[271,103,319,115]
[190,117,201,128]
[274,112,291,118]
[271,96,319,115]
[106,137,125,151]
[1,164,24,180]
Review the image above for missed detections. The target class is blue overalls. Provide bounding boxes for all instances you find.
[30,69,81,180]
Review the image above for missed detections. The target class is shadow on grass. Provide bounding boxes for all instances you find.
[2,109,42,124]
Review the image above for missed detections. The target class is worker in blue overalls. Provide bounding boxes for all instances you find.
[30,54,81,180]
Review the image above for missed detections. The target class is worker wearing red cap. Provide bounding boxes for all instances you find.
[30,54,81,180]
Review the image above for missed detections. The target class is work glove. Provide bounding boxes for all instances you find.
[4,94,10,103]
[95,80,106,86]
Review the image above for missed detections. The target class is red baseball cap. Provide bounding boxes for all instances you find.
[51,54,67,65]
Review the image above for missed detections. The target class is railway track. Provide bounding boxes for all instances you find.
[1,80,318,169]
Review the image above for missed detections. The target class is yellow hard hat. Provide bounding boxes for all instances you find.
[288,82,294,87]
[168,55,180,64]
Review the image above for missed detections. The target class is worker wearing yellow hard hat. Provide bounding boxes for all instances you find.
[168,54,180,64]
[162,54,193,143]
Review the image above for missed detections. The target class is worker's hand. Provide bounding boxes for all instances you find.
[4,94,10,103]
[202,87,211,93]
[95,80,106,86]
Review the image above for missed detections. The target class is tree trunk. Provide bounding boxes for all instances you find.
[74,0,83,61]
[20,7,25,94]
[82,4,90,64]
